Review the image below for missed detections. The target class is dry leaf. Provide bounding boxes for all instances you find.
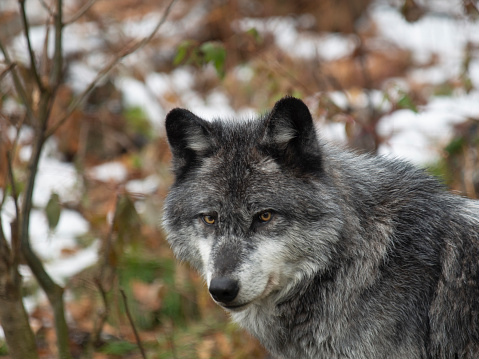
[130,279,165,311]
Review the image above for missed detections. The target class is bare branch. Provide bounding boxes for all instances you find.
[9,116,26,170]
[19,0,45,91]
[41,12,53,76]
[0,214,38,359]
[64,0,97,25]
[19,93,74,359]
[50,0,63,88]
[0,63,16,82]
[0,42,35,121]
[0,214,10,262]
[120,289,147,359]
[5,151,22,275]
[91,278,109,347]
[0,164,10,258]
[91,193,121,345]
[6,152,20,226]
[38,0,55,18]
[45,0,178,138]
[127,0,177,55]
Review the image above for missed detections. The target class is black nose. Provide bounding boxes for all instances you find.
[209,277,239,303]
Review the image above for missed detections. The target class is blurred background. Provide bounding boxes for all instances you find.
[0,0,478,358]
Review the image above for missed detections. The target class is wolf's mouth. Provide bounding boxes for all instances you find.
[222,302,249,311]
[221,275,279,311]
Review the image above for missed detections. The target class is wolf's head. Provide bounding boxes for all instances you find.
[163,97,343,311]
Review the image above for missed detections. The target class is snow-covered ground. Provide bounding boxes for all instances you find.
[117,2,479,164]
[372,3,479,163]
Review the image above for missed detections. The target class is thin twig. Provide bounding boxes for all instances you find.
[0,214,10,263]
[6,151,21,273]
[91,277,109,347]
[10,115,26,170]
[269,56,314,95]
[38,0,55,17]
[6,152,20,226]
[0,152,10,256]
[64,0,97,25]
[19,0,45,91]
[45,0,178,138]
[0,42,35,121]
[0,63,16,82]
[100,193,121,279]
[49,0,63,88]
[120,289,147,359]
[42,17,53,76]
[91,193,121,345]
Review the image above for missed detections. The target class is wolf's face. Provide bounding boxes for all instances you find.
[163,97,343,311]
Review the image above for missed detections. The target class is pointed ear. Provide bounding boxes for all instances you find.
[262,96,322,174]
[165,108,213,176]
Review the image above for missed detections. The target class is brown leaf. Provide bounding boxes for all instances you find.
[130,279,165,311]
[197,338,215,359]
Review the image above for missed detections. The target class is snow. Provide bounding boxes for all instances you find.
[368,3,479,164]
[68,61,102,94]
[469,60,479,88]
[117,76,166,128]
[1,206,94,285]
[371,4,479,64]
[28,209,89,261]
[234,65,254,83]
[378,91,479,164]
[126,174,160,195]
[236,17,356,60]
[44,242,98,285]
[318,122,348,144]
[88,161,128,182]
[10,22,104,66]
[187,90,238,120]
[33,159,81,208]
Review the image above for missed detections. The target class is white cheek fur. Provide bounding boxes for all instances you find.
[198,238,213,285]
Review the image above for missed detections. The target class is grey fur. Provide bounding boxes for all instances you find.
[163,97,479,359]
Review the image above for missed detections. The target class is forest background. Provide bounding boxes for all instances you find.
[0,0,478,358]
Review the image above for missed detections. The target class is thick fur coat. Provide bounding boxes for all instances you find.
[163,97,479,359]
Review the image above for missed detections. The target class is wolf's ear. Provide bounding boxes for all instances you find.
[165,108,213,175]
[262,96,322,174]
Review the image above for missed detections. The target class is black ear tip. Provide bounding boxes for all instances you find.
[275,95,306,106]
[165,108,189,127]
[165,108,201,138]
[272,96,311,115]
[275,96,305,105]
[270,96,313,125]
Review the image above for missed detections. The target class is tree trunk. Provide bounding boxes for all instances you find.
[0,221,38,359]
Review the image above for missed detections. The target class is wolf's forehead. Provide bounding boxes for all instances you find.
[195,148,280,202]
[212,144,279,177]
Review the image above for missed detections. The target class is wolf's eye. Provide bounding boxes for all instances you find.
[202,215,216,225]
[258,211,273,223]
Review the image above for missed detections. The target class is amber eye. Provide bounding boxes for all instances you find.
[202,215,216,225]
[258,211,273,223]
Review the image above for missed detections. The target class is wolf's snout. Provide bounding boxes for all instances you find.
[209,277,239,303]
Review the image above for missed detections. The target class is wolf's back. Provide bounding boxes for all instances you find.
[321,147,479,358]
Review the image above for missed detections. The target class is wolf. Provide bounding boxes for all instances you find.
[162,96,479,359]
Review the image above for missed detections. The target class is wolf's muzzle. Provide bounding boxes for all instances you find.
[209,277,239,303]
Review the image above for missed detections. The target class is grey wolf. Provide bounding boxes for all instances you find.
[162,96,479,358]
